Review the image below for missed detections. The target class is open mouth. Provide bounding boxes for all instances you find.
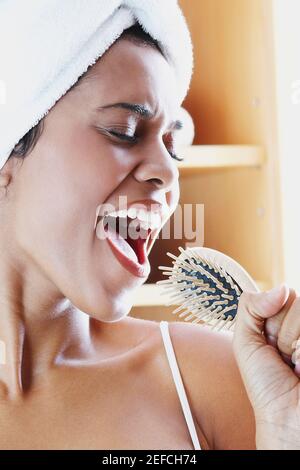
[104,215,152,264]
[95,210,159,278]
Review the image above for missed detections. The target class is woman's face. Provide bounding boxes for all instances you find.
[5,38,182,322]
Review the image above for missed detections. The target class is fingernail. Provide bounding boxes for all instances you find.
[266,335,277,346]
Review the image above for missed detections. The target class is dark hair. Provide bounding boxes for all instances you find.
[8,23,166,162]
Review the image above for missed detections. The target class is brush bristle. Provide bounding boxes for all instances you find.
[157,246,243,331]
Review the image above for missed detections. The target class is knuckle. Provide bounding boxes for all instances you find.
[278,328,297,354]
[264,316,282,337]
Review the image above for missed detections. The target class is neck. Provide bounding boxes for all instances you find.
[0,255,93,400]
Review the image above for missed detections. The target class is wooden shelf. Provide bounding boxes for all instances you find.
[133,281,271,307]
[132,0,284,321]
[177,145,265,174]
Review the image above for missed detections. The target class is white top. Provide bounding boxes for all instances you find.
[159,320,202,451]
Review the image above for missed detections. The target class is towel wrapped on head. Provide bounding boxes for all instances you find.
[0,0,194,170]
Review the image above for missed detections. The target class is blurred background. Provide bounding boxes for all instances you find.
[130,0,300,322]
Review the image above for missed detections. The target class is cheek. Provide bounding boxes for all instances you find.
[13,172,76,275]
[56,121,132,197]
[12,134,128,276]
[167,181,180,213]
[12,150,95,275]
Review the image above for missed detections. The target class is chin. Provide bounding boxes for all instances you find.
[77,289,135,323]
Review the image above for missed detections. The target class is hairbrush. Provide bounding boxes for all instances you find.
[156,246,259,331]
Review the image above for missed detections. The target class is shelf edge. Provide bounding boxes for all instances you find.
[177,145,265,171]
[132,280,271,307]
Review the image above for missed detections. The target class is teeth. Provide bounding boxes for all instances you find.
[136,209,149,222]
[128,207,137,219]
[107,211,118,218]
[150,213,161,227]
[117,209,127,217]
[95,206,161,231]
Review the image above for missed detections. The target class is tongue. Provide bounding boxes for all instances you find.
[105,224,138,264]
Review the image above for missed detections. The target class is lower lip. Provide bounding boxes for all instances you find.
[102,224,151,278]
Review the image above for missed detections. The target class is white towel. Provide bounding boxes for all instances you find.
[0,0,194,170]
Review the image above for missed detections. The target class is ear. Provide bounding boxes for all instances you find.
[0,158,14,199]
[0,172,11,187]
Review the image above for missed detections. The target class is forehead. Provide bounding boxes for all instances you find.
[79,39,181,119]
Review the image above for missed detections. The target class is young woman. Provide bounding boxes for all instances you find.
[0,21,299,450]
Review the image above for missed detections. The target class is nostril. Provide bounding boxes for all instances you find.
[148,177,163,186]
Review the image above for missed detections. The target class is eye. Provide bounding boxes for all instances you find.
[108,130,185,162]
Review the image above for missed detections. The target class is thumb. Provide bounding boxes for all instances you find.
[234,284,290,349]
[233,284,298,411]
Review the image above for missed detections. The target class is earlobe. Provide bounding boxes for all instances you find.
[0,173,11,187]
[0,172,11,199]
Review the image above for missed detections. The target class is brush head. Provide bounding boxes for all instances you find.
[157,246,259,331]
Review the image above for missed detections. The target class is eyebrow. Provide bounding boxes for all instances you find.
[95,102,183,130]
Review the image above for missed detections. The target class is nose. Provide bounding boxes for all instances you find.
[133,142,179,190]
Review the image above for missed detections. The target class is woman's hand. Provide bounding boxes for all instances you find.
[232,285,300,449]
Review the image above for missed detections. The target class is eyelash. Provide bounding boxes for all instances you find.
[108,131,184,162]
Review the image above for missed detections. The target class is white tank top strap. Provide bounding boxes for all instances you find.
[159,320,201,451]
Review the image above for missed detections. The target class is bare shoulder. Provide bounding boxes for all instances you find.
[167,321,256,450]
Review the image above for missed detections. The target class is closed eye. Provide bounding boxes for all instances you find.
[108,130,184,162]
